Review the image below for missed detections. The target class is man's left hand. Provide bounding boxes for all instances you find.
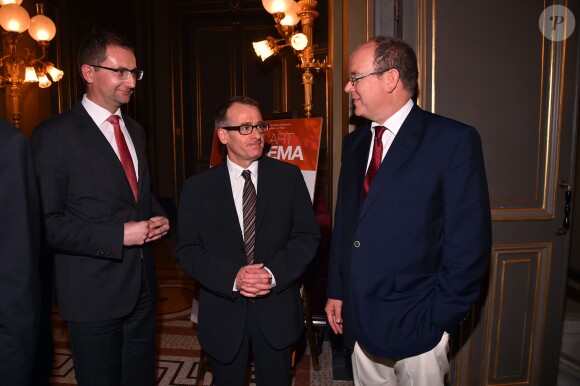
[145,216,169,242]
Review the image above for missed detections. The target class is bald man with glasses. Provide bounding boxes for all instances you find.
[326,36,491,386]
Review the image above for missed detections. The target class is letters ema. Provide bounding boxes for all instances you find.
[267,146,304,161]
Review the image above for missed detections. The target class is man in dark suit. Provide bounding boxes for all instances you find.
[0,119,41,386]
[32,31,169,386]
[175,96,320,385]
[325,36,491,385]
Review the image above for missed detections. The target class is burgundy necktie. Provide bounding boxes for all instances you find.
[242,170,256,264]
[363,125,387,201]
[108,115,138,201]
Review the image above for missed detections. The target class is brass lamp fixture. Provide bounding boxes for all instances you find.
[253,0,331,118]
[0,0,63,129]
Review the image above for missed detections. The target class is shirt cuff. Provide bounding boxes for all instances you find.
[263,266,276,287]
[232,266,277,291]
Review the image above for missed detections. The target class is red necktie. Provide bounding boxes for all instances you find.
[108,115,138,200]
[363,126,387,201]
[242,170,256,264]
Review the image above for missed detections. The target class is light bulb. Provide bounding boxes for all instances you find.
[46,64,63,81]
[28,14,56,41]
[261,0,292,14]
[24,66,39,82]
[280,2,300,26]
[0,3,30,33]
[0,0,24,5]
[290,33,308,51]
[38,73,52,88]
[253,40,275,61]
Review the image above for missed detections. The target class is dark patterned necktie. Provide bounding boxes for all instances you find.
[108,115,138,200]
[242,170,256,264]
[363,125,387,202]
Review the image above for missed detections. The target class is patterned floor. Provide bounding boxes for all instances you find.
[49,240,351,385]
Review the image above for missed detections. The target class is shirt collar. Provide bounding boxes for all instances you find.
[226,156,259,180]
[82,94,123,127]
[372,98,414,136]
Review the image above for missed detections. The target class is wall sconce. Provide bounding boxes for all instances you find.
[253,0,331,118]
[0,0,63,129]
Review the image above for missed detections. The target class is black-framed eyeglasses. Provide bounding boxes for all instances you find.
[221,123,269,135]
[90,65,144,81]
[348,67,393,85]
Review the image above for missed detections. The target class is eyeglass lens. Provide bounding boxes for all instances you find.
[91,65,143,81]
[117,69,143,80]
[239,124,268,134]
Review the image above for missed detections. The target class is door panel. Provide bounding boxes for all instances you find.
[486,244,550,385]
[406,1,579,385]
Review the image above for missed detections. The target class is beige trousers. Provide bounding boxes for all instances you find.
[352,332,450,386]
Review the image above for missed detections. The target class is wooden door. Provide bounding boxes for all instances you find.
[399,1,580,384]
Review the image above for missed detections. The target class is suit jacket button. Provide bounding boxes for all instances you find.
[354,241,361,248]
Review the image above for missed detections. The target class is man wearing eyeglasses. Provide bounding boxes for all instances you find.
[31,31,169,386]
[325,36,491,385]
[175,96,320,385]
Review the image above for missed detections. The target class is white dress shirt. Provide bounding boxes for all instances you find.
[366,98,414,171]
[226,157,276,288]
[82,95,139,179]
[226,157,259,236]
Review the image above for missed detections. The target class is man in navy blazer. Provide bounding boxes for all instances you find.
[175,96,320,385]
[325,36,491,385]
[32,32,169,386]
[0,119,41,386]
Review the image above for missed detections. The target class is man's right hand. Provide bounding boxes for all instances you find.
[325,298,344,335]
[123,221,151,246]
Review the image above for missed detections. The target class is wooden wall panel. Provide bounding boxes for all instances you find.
[486,245,550,385]
[191,27,237,165]
[412,0,579,384]
[417,0,562,221]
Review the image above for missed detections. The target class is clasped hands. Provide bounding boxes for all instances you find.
[124,216,170,246]
[235,263,272,299]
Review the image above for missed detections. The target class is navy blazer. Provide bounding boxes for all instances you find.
[328,104,491,359]
[175,156,320,363]
[32,102,165,323]
[0,121,41,385]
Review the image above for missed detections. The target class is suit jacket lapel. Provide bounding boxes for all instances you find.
[359,105,423,218]
[355,129,373,200]
[255,157,273,232]
[74,104,140,202]
[219,163,245,247]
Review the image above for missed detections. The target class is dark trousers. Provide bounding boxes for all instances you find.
[208,303,293,386]
[30,247,54,386]
[67,268,156,386]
